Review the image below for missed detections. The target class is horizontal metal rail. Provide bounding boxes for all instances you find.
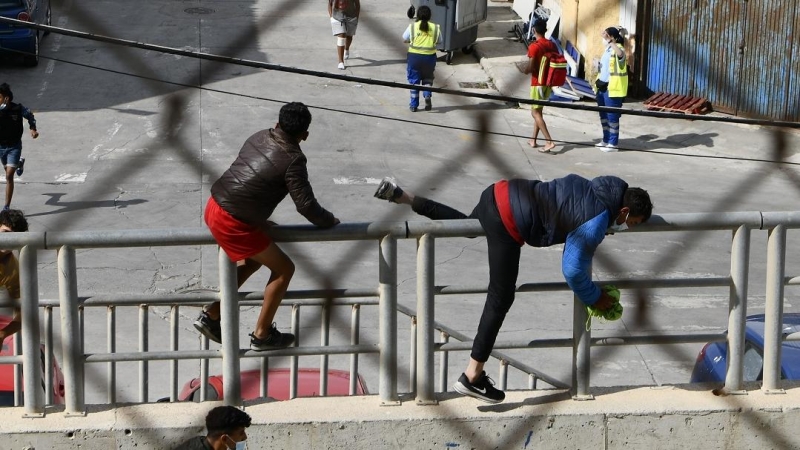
[437,333,728,351]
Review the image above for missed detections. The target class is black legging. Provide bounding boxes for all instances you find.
[412,185,522,362]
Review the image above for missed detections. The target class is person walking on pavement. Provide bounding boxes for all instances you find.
[594,26,628,152]
[195,102,340,351]
[0,83,36,211]
[523,19,558,153]
[403,6,441,112]
[373,174,652,403]
[328,0,360,70]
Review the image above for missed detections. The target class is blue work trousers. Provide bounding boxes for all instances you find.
[406,52,437,108]
[596,90,624,146]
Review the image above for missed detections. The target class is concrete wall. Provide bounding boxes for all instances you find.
[3,384,800,449]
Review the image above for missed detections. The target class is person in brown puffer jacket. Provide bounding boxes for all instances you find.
[196,102,340,351]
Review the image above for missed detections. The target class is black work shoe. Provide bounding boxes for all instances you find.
[193,311,222,344]
[424,98,432,111]
[373,177,403,202]
[453,371,505,404]
[15,158,24,176]
[250,323,295,351]
[409,106,417,112]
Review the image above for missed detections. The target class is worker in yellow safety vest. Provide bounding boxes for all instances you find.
[594,26,629,152]
[403,6,441,112]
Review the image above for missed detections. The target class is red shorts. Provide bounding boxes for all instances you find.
[204,197,272,262]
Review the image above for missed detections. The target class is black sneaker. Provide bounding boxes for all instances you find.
[193,311,222,344]
[15,158,24,176]
[250,323,295,351]
[424,98,432,111]
[453,371,505,404]
[373,177,403,202]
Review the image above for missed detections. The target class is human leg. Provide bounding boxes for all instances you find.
[606,96,623,146]
[204,258,262,320]
[454,189,521,403]
[420,54,436,111]
[406,54,422,110]
[529,87,555,151]
[247,242,295,343]
[3,166,14,209]
[597,91,610,146]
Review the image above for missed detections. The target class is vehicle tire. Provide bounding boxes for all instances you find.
[445,51,453,65]
[462,45,474,55]
[25,32,39,67]
[44,6,51,35]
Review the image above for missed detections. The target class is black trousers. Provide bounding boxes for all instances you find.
[412,185,522,363]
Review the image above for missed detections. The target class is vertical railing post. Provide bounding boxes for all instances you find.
[19,245,43,416]
[107,305,116,405]
[44,306,54,405]
[379,236,399,405]
[408,316,416,397]
[763,225,786,393]
[138,304,148,402]
[438,331,449,393]
[320,302,330,397]
[219,250,241,406]
[416,234,436,404]
[57,245,84,415]
[725,225,750,394]
[349,304,360,396]
[290,304,299,400]
[169,305,180,401]
[572,292,592,400]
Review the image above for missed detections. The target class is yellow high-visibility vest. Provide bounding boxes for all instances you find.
[408,21,440,55]
[608,43,628,97]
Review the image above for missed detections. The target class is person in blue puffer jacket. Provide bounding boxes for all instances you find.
[374,173,652,404]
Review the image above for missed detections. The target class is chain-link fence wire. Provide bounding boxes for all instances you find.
[2,0,800,447]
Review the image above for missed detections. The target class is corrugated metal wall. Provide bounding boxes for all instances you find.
[644,0,799,121]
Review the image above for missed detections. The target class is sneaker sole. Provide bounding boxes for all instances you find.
[193,321,222,344]
[453,381,503,404]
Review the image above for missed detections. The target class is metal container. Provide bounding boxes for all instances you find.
[411,0,487,64]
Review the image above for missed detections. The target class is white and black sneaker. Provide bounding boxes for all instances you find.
[374,177,403,202]
[250,323,295,351]
[453,371,505,404]
[193,311,222,344]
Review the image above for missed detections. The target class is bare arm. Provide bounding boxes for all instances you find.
[0,308,21,347]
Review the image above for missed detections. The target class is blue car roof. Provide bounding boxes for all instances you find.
[746,313,800,376]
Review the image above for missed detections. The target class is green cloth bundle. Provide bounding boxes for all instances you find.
[585,285,623,330]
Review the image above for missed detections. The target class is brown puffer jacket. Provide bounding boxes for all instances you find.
[211,128,336,228]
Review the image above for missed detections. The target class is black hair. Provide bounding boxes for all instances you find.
[417,6,431,33]
[0,209,28,232]
[278,102,312,138]
[532,19,547,35]
[205,406,252,438]
[0,83,12,102]
[623,187,653,222]
[605,26,624,44]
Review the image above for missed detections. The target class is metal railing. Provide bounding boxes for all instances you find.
[0,211,799,416]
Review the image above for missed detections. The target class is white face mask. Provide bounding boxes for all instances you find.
[601,38,609,47]
[0,103,6,110]
[226,436,247,450]
[608,212,629,233]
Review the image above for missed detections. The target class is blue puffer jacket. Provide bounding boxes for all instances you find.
[507,174,628,305]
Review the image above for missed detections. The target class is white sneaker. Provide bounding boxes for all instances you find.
[344,50,350,60]
[594,141,608,148]
[601,144,618,153]
[337,62,345,70]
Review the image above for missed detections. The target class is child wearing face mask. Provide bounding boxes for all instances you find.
[0,83,38,210]
[594,27,628,153]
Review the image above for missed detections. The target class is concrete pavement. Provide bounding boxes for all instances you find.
[0,0,798,408]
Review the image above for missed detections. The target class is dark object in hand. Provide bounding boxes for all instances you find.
[595,79,609,92]
[407,5,415,19]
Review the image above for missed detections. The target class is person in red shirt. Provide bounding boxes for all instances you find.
[523,20,557,153]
